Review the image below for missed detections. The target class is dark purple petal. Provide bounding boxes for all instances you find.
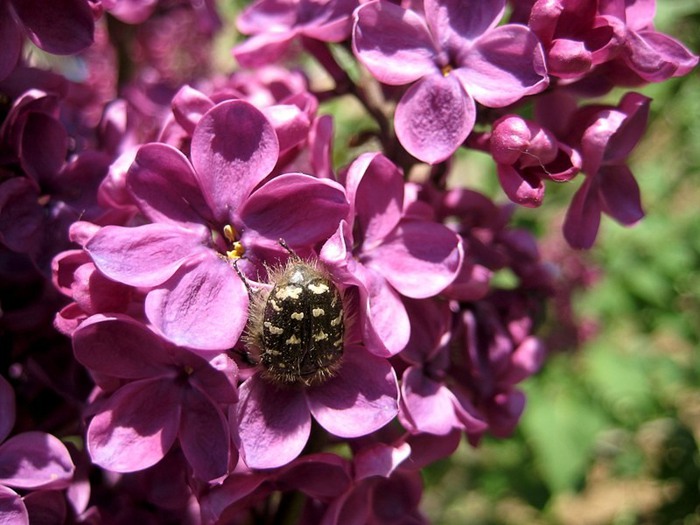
[12,0,94,55]
[0,377,15,443]
[277,453,351,499]
[191,100,279,220]
[179,387,231,481]
[0,4,22,81]
[563,176,601,249]
[191,354,239,405]
[367,219,463,298]
[145,254,248,351]
[127,143,213,226]
[239,173,348,250]
[457,24,548,107]
[395,74,475,164]
[22,490,66,525]
[234,374,311,469]
[353,1,438,85]
[307,346,398,437]
[87,379,181,473]
[345,153,403,245]
[605,92,650,163]
[0,432,74,489]
[19,112,67,184]
[0,178,43,255]
[86,223,209,287]
[72,314,174,380]
[0,486,28,525]
[598,165,644,226]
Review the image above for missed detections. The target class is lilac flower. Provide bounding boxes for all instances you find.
[0,0,95,81]
[233,0,360,67]
[353,0,548,163]
[234,343,399,469]
[563,92,650,249]
[321,152,464,357]
[85,100,348,351]
[0,376,75,525]
[490,114,581,207]
[72,314,238,481]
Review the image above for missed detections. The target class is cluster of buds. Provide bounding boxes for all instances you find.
[0,0,696,523]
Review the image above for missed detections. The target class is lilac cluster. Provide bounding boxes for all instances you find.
[0,0,696,523]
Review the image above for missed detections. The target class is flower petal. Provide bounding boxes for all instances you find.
[0,4,22,81]
[145,254,248,351]
[234,374,311,469]
[400,367,459,435]
[87,379,181,473]
[12,0,94,55]
[307,347,398,437]
[86,223,209,287]
[179,387,231,481]
[239,173,348,250]
[563,176,601,249]
[456,24,548,107]
[0,432,74,489]
[425,0,504,46]
[0,377,15,443]
[353,0,438,85]
[367,219,463,298]
[395,74,475,164]
[598,165,644,226]
[191,100,279,220]
[72,314,173,380]
[127,143,213,226]
[0,485,28,525]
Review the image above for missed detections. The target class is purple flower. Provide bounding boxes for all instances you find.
[0,376,75,525]
[322,153,463,356]
[233,344,399,469]
[490,114,581,207]
[563,92,650,249]
[85,100,348,351]
[0,0,95,81]
[233,0,360,67]
[72,314,238,481]
[353,0,548,163]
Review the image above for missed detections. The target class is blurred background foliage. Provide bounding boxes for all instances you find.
[420,3,700,524]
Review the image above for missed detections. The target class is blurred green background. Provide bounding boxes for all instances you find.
[420,3,700,524]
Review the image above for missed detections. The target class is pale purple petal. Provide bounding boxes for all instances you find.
[425,0,504,46]
[353,1,438,85]
[127,143,213,226]
[232,32,296,69]
[456,24,548,107]
[12,0,94,55]
[234,374,311,469]
[190,100,279,219]
[87,379,181,473]
[395,74,474,164]
[239,173,348,250]
[86,223,209,287]
[358,266,411,357]
[307,347,398,438]
[401,367,459,435]
[354,442,410,481]
[0,377,15,443]
[179,387,231,481]
[598,165,644,225]
[0,432,74,489]
[72,314,173,380]
[625,30,699,81]
[345,153,403,244]
[0,486,28,525]
[145,254,248,351]
[367,220,463,298]
[261,104,310,153]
